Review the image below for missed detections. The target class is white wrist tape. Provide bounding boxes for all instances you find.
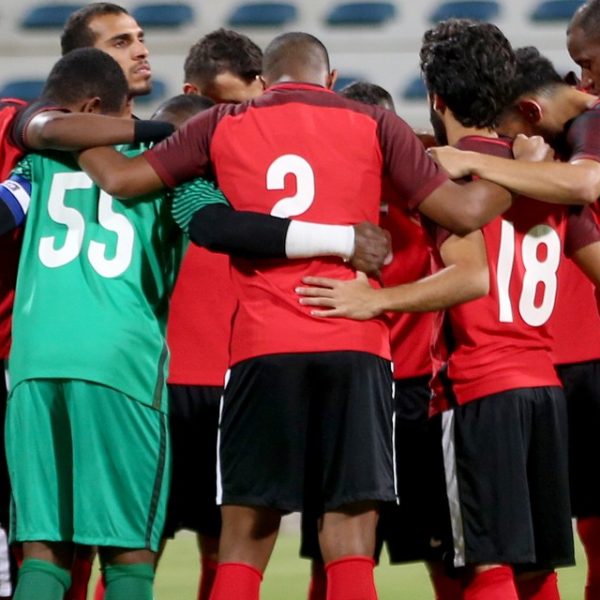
[285,221,355,260]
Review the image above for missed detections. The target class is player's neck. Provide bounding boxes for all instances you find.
[551,86,598,125]
[444,116,497,146]
[124,97,134,118]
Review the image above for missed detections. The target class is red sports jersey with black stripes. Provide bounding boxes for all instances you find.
[146,83,447,364]
[549,104,600,365]
[380,184,433,379]
[429,136,564,414]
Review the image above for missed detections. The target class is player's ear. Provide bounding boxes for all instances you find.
[258,75,268,91]
[81,97,102,114]
[326,69,338,91]
[517,99,542,124]
[431,93,446,114]
[183,82,199,95]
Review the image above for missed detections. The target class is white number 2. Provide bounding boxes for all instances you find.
[496,220,561,326]
[38,172,135,278]
[268,154,315,218]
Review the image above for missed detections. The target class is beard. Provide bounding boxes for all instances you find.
[429,104,448,146]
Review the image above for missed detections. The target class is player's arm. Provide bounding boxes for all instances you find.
[0,171,31,237]
[296,229,489,319]
[15,102,174,152]
[429,141,600,206]
[173,178,390,273]
[567,206,600,287]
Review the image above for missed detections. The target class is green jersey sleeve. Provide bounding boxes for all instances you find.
[11,155,33,181]
[171,177,229,235]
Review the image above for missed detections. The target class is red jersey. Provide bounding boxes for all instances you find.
[146,83,447,365]
[166,245,235,386]
[380,186,433,379]
[429,136,564,414]
[548,104,600,365]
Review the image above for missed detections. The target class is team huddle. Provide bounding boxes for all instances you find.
[1,1,600,600]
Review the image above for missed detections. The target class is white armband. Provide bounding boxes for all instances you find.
[285,221,355,260]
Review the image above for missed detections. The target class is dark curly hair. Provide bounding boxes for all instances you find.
[510,46,565,98]
[339,81,395,111]
[420,19,516,128]
[184,28,262,86]
[61,3,128,56]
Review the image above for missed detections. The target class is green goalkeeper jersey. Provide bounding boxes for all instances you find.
[8,150,227,411]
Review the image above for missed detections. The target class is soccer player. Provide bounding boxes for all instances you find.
[75,30,522,600]
[182,28,264,103]
[300,81,456,600]
[296,20,600,600]
[568,0,600,95]
[61,2,152,114]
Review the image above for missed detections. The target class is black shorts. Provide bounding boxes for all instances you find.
[162,384,222,539]
[218,351,395,513]
[300,375,451,563]
[556,359,600,518]
[440,387,574,570]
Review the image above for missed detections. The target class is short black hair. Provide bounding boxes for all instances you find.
[184,28,262,86]
[569,0,600,38]
[263,32,330,80]
[42,48,128,114]
[510,46,564,99]
[61,3,128,55]
[339,81,395,111]
[420,19,516,128]
[151,94,215,125]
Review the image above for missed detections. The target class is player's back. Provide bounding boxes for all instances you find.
[203,83,439,365]
[430,136,565,412]
[9,149,181,410]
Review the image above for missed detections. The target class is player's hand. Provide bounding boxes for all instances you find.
[351,222,392,275]
[427,146,474,179]
[296,272,382,320]
[513,134,554,162]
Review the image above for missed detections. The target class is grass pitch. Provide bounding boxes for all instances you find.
[133,529,587,599]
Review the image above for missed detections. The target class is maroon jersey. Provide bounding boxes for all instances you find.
[548,103,600,364]
[380,184,433,379]
[146,83,447,365]
[167,245,235,386]
[429,136,564,414]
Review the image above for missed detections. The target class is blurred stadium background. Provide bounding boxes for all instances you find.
[0,0,584,125]
[0,1,589,597]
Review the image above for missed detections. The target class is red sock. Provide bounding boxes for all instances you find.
[429,566,463,599]
[578,517,600,600]
[515,571,559,600]
[209,562,262,600]
[325,555,377,600]
[308,561,327,600]
[65,555,93,600]
[93,576,105,600]
[464,566,518,600]
[198,557,219,600]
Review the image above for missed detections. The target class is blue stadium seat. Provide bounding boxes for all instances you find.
[326,2,397,26]
[333,75,365,91]
[132,3,194,27]
[135,79,168,105]
[21,3,85,29]
[530,0,584,22]
[0,80,45,102]
[429,1,500,22]
[228,2,297,27]
[402,75,427,101]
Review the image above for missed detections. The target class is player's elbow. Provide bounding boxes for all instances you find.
[570,174,600,205]
[98,171,136,198]
[461,267,489,302]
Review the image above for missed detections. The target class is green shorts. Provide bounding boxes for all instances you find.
[5,379,170,551]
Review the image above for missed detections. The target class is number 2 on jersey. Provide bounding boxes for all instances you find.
[268,154,315,218]
[496,220,561,327]
[38,172,134,278]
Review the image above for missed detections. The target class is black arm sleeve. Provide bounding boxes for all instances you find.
[188,203,290,258]
[0,201,17,238]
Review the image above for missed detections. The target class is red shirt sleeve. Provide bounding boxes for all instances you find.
[144,103,227,188]
[11,100,68,151]
[567,109,600,163]
[565,205,600,256]
[377,110,448,211]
